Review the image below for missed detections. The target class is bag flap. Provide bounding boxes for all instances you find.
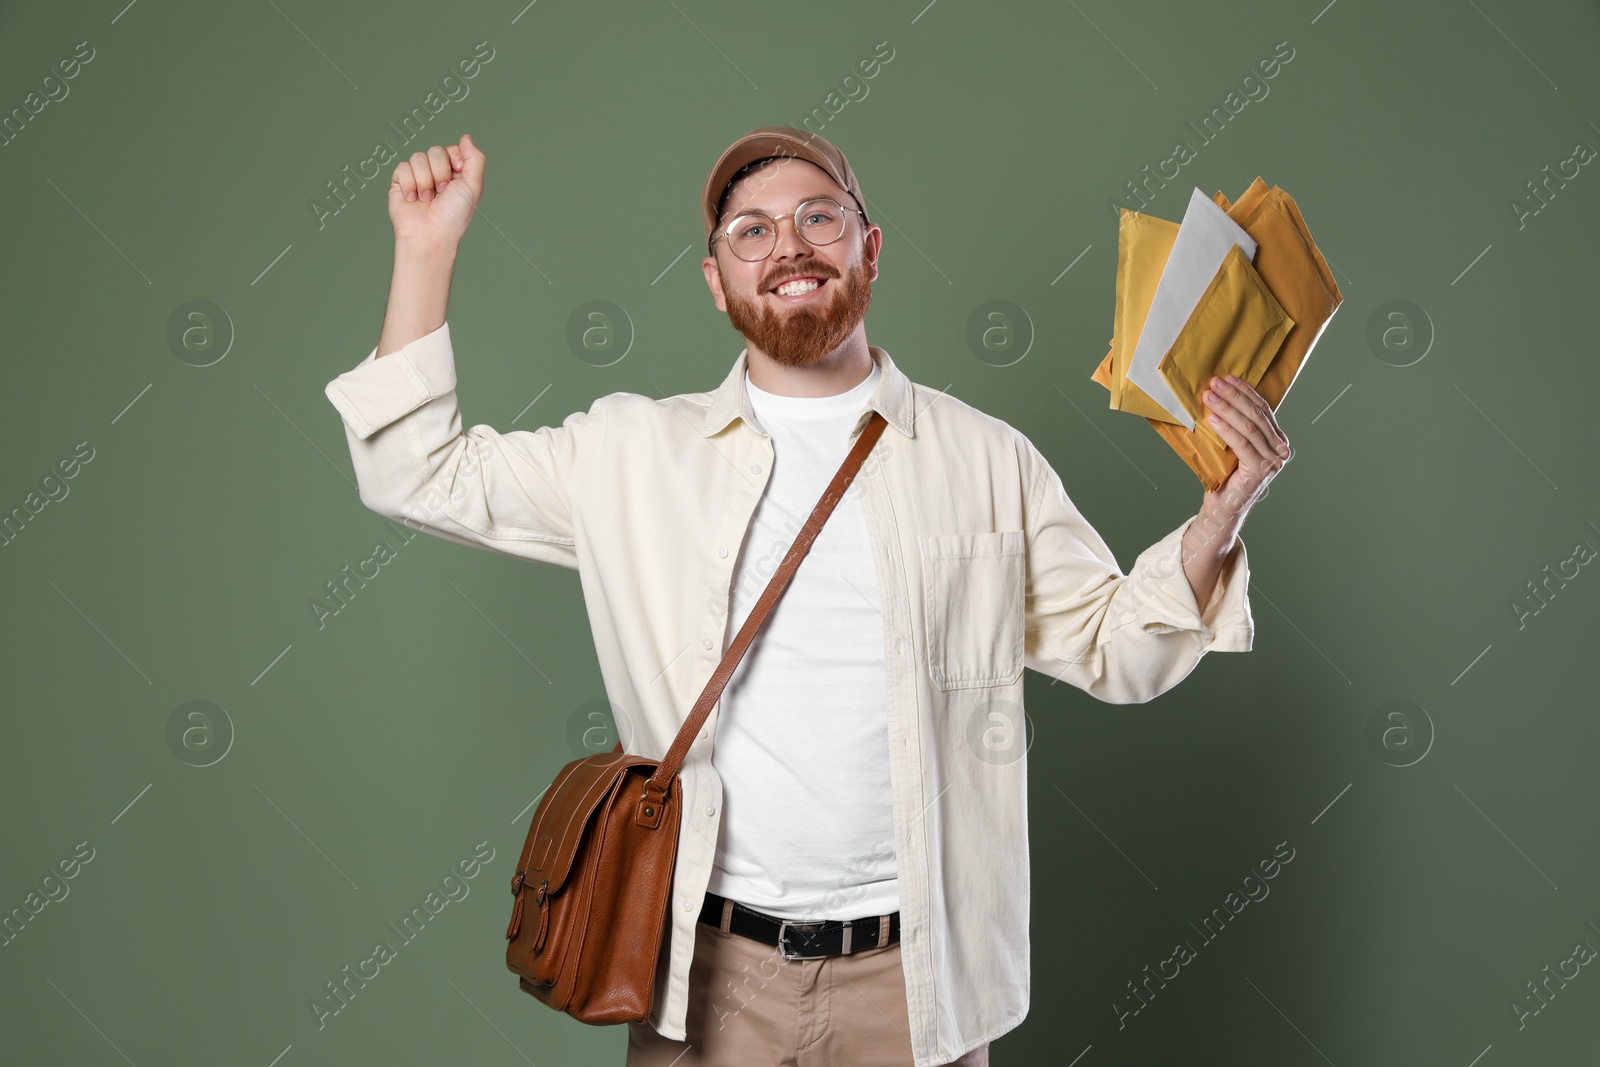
[518,753,659,896]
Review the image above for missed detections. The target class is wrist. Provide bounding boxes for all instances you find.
[394,235,459,263]
[1189,505,1241,555]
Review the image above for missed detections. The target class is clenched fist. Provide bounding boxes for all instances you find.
[387,133,485,247]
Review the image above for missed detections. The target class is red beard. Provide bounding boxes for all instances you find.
[723,258,874,368]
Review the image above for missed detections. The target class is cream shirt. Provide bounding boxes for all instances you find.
[324,322,1253,1067]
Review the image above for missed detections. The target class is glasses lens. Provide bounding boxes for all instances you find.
[725,199,848,261]
[797,199,846,244]
[727,214,776,261]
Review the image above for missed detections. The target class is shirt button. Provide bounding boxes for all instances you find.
[704,804,715,816]
[751,463,762,474]
[682,899,695,912]
[895,639,906,654]
[718,546,728,558]
[702,638,713,650]
[700,728,709,739]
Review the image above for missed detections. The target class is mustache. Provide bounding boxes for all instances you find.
[764,266,841,290]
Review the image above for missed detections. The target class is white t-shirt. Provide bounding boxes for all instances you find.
[704,356,900,921]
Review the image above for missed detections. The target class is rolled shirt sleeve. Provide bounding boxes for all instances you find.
[1021,442,1253,704]
[324,321,600,571]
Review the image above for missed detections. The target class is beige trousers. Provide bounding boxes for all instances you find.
[625,914,990,1067]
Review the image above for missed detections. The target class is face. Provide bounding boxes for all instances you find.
[701,158,882,369]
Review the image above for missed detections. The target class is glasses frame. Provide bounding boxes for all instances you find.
[709,196,867,261]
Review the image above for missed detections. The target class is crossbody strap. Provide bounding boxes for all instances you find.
[646,409,889,794]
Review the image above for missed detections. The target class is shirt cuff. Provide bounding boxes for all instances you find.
[1115,513,1254,653]
[324,321,457,441]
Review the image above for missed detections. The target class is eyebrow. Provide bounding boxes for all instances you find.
[728,193,839,218]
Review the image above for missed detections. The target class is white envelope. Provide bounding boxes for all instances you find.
[1126,187,1258,430]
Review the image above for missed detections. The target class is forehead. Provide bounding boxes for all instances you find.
[724,157,845,213]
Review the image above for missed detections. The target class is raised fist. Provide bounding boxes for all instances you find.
[387,133,485,246]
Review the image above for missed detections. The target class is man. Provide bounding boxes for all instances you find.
[324,126,1287,1067]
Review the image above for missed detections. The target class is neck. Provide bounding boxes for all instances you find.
[744,332,874,397]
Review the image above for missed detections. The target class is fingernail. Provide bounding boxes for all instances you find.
[1208,413,1221,423]
[405,191,416,201]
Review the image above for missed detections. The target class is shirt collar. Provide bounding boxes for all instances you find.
[699,345,916,439]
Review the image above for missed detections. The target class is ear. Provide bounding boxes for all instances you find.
[702,254,729,313]
[862,225,884,284]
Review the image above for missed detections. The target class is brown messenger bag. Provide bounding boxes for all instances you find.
[505,410,890,1023]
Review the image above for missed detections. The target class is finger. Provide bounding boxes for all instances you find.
[408,151,438,199]
[1226,375,1289,448]
[1207,381,1278,461]
[1205,400,1270,468]
[393,159,418,201]
[425,144,452,190]
[1219,396,1289,466]
[1208,376,1266,421]
[1235,375,1286,438]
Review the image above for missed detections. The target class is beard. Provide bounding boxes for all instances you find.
[723,255,873,369]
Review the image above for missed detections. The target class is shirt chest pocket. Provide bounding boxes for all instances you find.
[918,530,1025,690]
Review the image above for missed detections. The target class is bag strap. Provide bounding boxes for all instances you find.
[645,409,889,795]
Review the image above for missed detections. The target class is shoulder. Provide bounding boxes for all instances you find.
[907,380,1043,475]
[591,387,715,429]
[558,389,702,422]
[558,387,721,452]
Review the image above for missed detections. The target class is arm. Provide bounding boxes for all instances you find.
[1021,440,1253,705]
[323,133,600,570]
[1181,504,1243,612]
[324,323,604,571]
[377,238,457,359]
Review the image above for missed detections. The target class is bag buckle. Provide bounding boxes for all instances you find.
[778,919,846,960]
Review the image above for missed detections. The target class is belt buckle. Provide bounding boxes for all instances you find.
[778,919,847,960]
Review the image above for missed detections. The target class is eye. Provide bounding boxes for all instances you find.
[733,217,771,239]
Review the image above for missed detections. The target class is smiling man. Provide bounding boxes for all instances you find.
[324,125,1287,1067]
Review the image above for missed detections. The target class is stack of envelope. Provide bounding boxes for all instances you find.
[1090,178,1342,491]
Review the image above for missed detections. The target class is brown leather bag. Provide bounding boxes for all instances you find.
[505,410,890,1024]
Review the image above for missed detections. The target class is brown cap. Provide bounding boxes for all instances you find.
[702,126,869,254]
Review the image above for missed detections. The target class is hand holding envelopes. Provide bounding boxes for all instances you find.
[1091,178,1342,491]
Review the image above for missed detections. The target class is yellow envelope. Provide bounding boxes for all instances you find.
[1158,242,1293,450]
[1105,208,1186,423]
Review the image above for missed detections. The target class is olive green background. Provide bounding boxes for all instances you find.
[3,0,1598,1064]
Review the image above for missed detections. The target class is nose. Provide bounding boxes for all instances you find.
[769,213,816,262]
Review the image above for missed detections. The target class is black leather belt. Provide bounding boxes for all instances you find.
[699,891,900,960]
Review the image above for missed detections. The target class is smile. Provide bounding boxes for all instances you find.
[770,277,828,302]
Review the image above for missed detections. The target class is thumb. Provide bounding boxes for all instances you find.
[457,133,486,195]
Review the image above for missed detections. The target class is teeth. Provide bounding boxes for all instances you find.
[775,278,821,296]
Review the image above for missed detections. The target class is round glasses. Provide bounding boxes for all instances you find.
[710,197,866,261]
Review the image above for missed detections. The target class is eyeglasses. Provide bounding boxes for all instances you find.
[710,197,866,261]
